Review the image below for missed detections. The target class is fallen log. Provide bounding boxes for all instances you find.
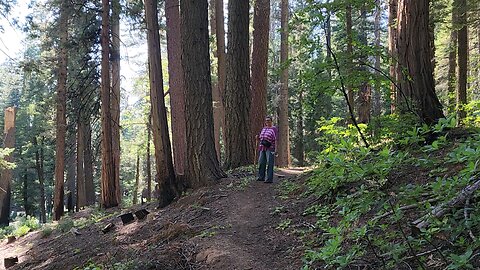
[412,178,480,231]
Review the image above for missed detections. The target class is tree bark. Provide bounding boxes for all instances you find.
[146,114,152,201]
[133,153,140,205]
[33,136,47,223]
[250,0,270,163]
[277,0,290,167]
[84,121,95,205]
[100,0,120,208]
[76,121,86,210]
[22,167,30,216]
[145,0,178,207]
[66,132,76,212]
[447,5,458,114]
[181,0,226,188]
[373,0,382,116]
[456,0,467,123]
[396,0,444,124]
[53,1,69,220]
[166,0,187,176]
[0,107,15,226]
[224,0,252,169]
[111,0,122,203]
[357,5,371,124]
[388,0,398,113]
[214,0,226,161]
[346,3,354,120]
[294,90,304,166]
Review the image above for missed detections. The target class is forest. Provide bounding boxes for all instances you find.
[1,0,480,269]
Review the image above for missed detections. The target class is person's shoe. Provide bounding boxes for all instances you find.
[257,178,264,181]
[264,180,273,183]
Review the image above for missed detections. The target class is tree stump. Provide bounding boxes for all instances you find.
[6,235,16,244]
[134,209,150,220]
[4,257,18,268]
[119,212,135,225]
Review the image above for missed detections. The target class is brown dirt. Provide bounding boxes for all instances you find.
[0,168,304,270]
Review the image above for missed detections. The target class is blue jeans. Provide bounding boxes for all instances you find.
[258,150,275,181]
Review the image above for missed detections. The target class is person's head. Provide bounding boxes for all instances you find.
[264,116,273,127]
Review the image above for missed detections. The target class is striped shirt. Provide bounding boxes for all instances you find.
[258,126,277,151]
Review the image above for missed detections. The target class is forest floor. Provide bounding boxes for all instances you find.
[0,167,307,270]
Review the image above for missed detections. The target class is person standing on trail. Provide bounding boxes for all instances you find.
[256,116,277,183]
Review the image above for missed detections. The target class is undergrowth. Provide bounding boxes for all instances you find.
[280,113,480,269]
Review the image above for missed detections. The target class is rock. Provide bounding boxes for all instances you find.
[196,248,228,264]
[4,257,18,268]
[101,223,115,234]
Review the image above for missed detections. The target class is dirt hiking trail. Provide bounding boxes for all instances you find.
[1,168,305,270]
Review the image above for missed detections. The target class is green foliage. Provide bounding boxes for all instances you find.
[57,218,75,233]
[0,147,15,169]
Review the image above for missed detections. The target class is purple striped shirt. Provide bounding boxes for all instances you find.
[258,126,277,151]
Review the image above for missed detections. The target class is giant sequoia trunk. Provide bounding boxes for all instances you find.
[224,0,252,169]
[181,0,226,188]
[0,107,16,226]
[100,0,120,208]
[111,0,122,203]
[456,0,467,123]
[145,0,178,207]
[277,0,291,167]
[250,0,270,162]
[396,0,444,124]
[53,1,69,220]
[165,0,186,176]
[76,121,86,210]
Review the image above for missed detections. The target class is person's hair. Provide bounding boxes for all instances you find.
[265,116,273,121]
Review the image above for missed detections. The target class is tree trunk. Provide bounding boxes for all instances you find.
[181,0,226,188]
[456,0,467,123]
[22,168,30,216]
[373,0,382,116]
[447,5,458,114]
[0,107,15,226]
[145,0,178,207]
[224,0,252,169]
[133,153,140,205]
[166,0,187,176]
[84,121,95,205]
[277,0,290,167]
[54,1,69,220]
[146,114,152,201]
[396,0,444,124]
[33,136,47,223]
[388,0,398,113]
[346,3,354,120]
[294,90,304,166]
[215,0,227,162]
[33,137,46,222]
[100,0,120,208]
[76,121,86,210]
[66,132,76,212]
[357,5,371,124]
[250,0,270,163]
[111,0,122,203]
